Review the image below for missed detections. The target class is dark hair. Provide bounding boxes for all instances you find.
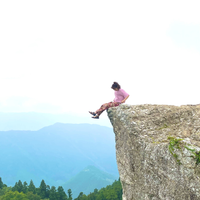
[111,82,121,89]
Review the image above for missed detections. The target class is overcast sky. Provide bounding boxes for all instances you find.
[0,0,200,120]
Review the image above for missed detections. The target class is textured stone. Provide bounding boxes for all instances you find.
[107,104,200,200]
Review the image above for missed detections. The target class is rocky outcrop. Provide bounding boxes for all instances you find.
[107,104,200,200]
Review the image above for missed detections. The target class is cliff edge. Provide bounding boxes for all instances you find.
[107,104,200,200]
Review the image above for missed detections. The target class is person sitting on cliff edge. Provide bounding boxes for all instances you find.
[89,82,130,119]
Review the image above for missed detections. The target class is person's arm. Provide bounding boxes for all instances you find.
[121,95,129,103]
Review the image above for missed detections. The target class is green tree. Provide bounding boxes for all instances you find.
[49,186,57,200]
[105,189,118,200]
[12,182,18,192]
[17,180,23,193]
[94,189,98,194]
[46,184,50,198]
[57,186,67,200]
[78,192,83,198]
[1,190,28,200]
[28,180,36,194]
[74,192,88,200]
[22,181,28,194]
[39,180,47,199]
[96,191,105,200]
[0,177,3,189]
[87,192,95,200]
[12,180,23,193]
[113,179,122,199]
[26,191,41,200]
[0,187,12,196]
[68,189,72,200]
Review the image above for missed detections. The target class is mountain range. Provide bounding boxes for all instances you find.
[0,123,118,193]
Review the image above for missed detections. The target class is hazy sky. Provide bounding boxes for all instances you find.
[0,1,200,120]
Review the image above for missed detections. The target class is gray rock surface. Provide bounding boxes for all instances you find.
[107,104,200,200]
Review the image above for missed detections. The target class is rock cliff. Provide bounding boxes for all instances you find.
[107,104,200,200]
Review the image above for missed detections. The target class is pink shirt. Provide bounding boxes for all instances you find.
[114,89,129,103]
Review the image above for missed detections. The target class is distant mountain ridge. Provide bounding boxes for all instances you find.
[0,112,112,131]
[0,123,118,188]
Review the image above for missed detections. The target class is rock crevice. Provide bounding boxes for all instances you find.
[107,104,200,200]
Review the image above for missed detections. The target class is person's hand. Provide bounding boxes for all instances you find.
[121,100,125,103]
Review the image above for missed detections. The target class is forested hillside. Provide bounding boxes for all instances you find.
[0,177,122,200]
[73,180,122,200]
[62,165,117,197]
